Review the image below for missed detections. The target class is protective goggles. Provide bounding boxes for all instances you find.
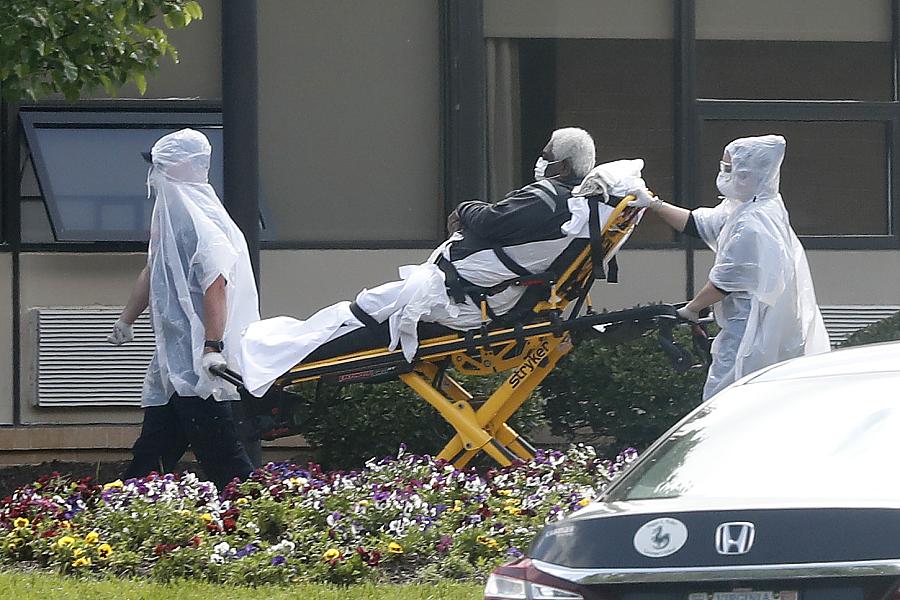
[719,160,732,174]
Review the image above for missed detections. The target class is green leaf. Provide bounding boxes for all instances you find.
[133,71,147,94]
[184,1,203,20]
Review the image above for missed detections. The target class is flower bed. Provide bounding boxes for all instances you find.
[0,445,636,585]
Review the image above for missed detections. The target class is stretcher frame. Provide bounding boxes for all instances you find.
[217,197,694,468]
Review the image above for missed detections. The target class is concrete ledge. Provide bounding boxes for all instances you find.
[0,425,311,466]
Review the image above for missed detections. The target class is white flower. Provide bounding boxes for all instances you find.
[210,553,225,565]
[213,542,231,555]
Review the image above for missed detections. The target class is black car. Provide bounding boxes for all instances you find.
[485,342,900,600]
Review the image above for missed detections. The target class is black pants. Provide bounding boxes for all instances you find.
[124,394,255,491]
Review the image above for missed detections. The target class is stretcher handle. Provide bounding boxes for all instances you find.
[209,364,244,388]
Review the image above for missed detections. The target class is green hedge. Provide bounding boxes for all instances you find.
[840,310,900,347]
[287,326,707,469]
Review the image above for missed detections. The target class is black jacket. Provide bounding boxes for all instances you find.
[450,177,579,261]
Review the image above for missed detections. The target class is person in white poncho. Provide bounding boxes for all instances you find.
[628,134,830,399]
[107,129,259,489]
[240,128,647,397]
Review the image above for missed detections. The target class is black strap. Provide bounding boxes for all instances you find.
[435,257,469,304]
[607,255,618,284]
[492,246,531,277]
[349,301,380,329]
[587,196,605,280]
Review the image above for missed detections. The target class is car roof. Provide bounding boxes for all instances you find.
[738,340,900,385]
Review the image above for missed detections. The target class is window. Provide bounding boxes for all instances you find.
[698,120,889,237]
[19,110,267,244]
[486,0,677,246]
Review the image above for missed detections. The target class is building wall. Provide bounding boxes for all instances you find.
[99,0,222,99]
[694,250,900,305]
[257,0,442,244]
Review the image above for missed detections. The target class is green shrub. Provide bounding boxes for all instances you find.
[840,310,900,347]
[541,327,706,452]
[285,374,545,471]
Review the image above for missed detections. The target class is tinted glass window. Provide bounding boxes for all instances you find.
[698,121,888,236]
[26,126,223,242]
[697,40,892,101]
[606,372,900,501]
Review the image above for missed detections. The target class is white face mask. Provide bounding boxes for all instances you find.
[534,156,549,180]
[534,156,566,181]
[716,170,756,202]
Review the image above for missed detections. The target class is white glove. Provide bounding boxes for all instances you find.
[676,306,700,322]
[202,351,227,376]
[106,319,133,346]
[627,187,662,210]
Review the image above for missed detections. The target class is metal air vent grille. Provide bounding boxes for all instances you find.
[36,307,154,407]
[819,304,900,346]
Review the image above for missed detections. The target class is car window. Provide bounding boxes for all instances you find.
[605,372,900,502]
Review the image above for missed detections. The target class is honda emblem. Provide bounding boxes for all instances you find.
[715,522,755,555]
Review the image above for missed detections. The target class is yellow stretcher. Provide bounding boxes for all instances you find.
[215,197,701,468]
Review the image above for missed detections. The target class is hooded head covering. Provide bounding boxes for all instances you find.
[716,134,785,202]
[142,129,259,406]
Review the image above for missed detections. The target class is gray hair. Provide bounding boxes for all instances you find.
[550,127,595,179]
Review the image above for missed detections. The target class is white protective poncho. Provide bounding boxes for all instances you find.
[692,135,830,399]
[240,160,646,397]
[142,129,260,406]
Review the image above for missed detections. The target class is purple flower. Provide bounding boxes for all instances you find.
[436,534,452,553]
[507,547,524,558]
[271,555,286,566]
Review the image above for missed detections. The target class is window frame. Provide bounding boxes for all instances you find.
[19,106,229,250]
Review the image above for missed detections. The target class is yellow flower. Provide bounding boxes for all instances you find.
[102,479,124,491]
[322,548,340,561]
[84,531,100,544]
[12,518,29,529]
[387,542,404,554]
[200,513,213,523]
[179,510,192,517]
[73,548,85,558]
[97,543,113,559]
[505,506,523,516]
[57,536,76,549]
[476,535,499,548]
[60,521,72,530]
[8,538,22,549]
[72,557,92,568]
[503,498,521,506]
[577,498,591,507]
[358,500,369,507]
[497,489,512,496]
[236,497,249,505]
[451,500,463,512]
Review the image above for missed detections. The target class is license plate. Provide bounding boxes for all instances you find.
[688,593,798,600]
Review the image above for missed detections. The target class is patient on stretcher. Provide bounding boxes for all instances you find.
[240,128,646,397]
